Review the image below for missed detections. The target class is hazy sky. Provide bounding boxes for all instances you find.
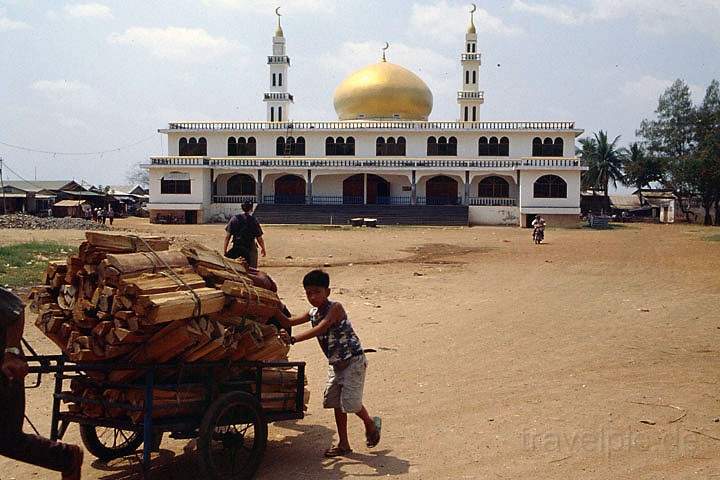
[0,0,718,186]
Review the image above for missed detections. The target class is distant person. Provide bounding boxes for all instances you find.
[531,215,546,244]
[107,207,114,226]
[91,209,97,222]
[0,287,84,479]
[274,270,381,457]
[223,201,266,268]
[99,208,106,225]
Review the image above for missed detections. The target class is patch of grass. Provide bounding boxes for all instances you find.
[706,234,720,242]
[0,242,74,287]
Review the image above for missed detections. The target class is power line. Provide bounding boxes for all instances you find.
[0,134,156,156]
[1,160,66,191]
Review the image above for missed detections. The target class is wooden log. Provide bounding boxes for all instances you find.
[181,245,247,273]
[118,270,206,297]
[135,287,226,325]
[98,250,189,285]
[85,231,171,253]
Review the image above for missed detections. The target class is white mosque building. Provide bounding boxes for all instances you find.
[146,7,585,227]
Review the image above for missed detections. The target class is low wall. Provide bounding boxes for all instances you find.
[520,213,581,228]
[468,206,519,226]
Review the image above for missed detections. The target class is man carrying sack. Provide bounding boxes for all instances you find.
[0,287,84,479]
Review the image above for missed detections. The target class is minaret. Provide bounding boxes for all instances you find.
[264,7,293,122]
[457,4,484,122]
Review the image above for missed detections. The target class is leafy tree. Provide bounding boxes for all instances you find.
[637,79,697,221]
[693,80,720,225]
[126,161,149,188]
[578,131,626,197]
[622,143,665,196]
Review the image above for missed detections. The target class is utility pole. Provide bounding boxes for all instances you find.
[0,157,6,215]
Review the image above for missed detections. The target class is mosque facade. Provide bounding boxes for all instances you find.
[147,8,585,227]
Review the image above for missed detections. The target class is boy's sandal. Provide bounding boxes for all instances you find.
[366,416,382,448]
[324,446,353,458]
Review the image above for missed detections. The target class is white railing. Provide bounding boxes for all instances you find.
[521,157,583,167]
[150,157,523,169]
[467,197,517,206]
[457,91,485,100]
[165,121,577,131]
[461,53,482,61]
[263,92,294,101]
[267,55,290,64]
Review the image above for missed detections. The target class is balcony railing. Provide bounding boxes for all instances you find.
[263,92,294,101]
[461,53,482,61]
[213,195,257,204]
[267,55,290,65]
[467,197,517,206]
[457,91,485,100]
[149,156,584,169]
[165,121,577,132]
[416,196,463,206]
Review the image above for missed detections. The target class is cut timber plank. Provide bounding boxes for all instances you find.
[85,232,171,252]
[118,270,206,297]
[135,287,226,325]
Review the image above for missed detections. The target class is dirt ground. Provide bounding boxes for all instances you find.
[2,218,719,479]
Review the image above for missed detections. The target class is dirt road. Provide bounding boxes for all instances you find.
[2,219,719,479]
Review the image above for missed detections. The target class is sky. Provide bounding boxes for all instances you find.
[0,0,718,187]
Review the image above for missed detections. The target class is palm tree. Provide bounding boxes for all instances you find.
[622,142,665,198]
[578,131,626,197]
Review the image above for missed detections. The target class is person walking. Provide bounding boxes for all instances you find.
[107,206,114,226]
[223,201,266,268]
[0,287,84,479]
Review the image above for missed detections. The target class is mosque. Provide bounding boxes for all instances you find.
[146,6,585,226]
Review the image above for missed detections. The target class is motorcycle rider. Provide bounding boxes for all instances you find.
[531,215,546,243]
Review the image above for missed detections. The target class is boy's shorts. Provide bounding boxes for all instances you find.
[323,354,367,413]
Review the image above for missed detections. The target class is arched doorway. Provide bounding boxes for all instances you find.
[226,174,256,196]
[426,175,459,205]
[274,175,306,204]
[342,174,364,204]
[367,174,390,204]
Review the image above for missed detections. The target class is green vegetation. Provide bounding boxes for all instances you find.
[706,234,720,242]
[0,242,74,287]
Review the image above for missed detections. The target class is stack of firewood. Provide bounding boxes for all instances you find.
[30,231,308,419]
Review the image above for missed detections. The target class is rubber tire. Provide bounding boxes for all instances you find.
[79,424,145,461]
[197,392,268,480]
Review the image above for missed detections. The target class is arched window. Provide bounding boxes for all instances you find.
[499,137,509,156]
[227,137,237,156]
[446,137,458,156]
[478,176,510,198]
[272,73,276,86]
[472,106,477,121]
[278,106,283,122]
[179,137,189,156]
[472,71,477,84]
[426,175,459,205]
[534,175,567,198]
[553,137,564,156]
[326,136,354,155]
[244,137,257,156]
[276,137,284,155]
[464,106,469,122]
[295,136,305,155]
[397,137,406,156]
[478,137,489,156]
[226,174,256,196]
[376,137,385,156]
[279,73,283,86]
[532,137,543,157]
[427,136,438,155]
[274,174,306,204]
[465,71,470,85]
[270,107,275,122]
[197,138,206,155]
[488,137,499,156]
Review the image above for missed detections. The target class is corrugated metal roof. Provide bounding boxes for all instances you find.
[3,180,80,193]
[54,199,88,207]
[609,195,642,210]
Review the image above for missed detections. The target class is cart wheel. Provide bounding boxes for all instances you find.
[79,425,162,461]
[198,392,268,480]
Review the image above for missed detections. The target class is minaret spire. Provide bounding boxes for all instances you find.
[264,7,293,122]
[381,42,389,62]
[457,3,484,122]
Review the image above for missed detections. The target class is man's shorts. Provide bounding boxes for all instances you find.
[323,354,367,413]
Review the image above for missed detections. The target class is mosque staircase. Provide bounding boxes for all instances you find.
[252,205,469,226]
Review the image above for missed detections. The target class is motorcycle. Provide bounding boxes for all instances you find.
[532,226,544,244]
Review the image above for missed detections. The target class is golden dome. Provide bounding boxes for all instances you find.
[333,61,433,121]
